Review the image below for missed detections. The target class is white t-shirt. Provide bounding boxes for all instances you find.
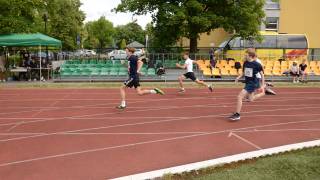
[255,58,262,79]
[290,65,299,73]
[185,58,194,72]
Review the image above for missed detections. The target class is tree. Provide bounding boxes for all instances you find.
[114,22,145,48]
[119,39,127,49]
[85,16,115,50]
[0,0,43,33]
[43,0,85,50]
[115,0,265,53]
[0,0,85,50]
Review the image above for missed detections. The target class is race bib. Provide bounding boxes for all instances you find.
[244,68,253,77]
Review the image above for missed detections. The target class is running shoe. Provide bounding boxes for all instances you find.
[116,105,126,110]
[265,88,277,95]
[154,88,165,95]
[229,113,241,121]
[266,82,274,87]
[178,89,186,93]
[208,85,213,92]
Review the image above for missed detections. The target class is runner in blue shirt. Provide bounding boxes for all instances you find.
[229,50,266,121]
[117,47,164,109]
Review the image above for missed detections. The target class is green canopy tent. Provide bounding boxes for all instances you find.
[0,33,62,80]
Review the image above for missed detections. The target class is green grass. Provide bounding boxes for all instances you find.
[0,81,320,89]
[162,147,320,180]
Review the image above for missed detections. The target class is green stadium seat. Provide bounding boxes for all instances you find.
[109,67,119,76]
[81,69,91,76]
[147,68,156,76]
[90,59,97,64]
[90,69,100,76]
[100,68,109,76]
[118,71,128,76]
[61,68,72,76]
[71,69,81,76]
[82,59,89,64]
[97,60,106,64]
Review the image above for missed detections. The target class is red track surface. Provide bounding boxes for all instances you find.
[0,87,320,180]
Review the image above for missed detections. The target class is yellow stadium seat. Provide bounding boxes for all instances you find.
[220,60,228,65]
[203,69,212,76]
[220,69,229,76]
[229,69,238,76]
[310,61,317,67]
[216,64,224,69]
[197,60,204,65]
[228,60,235,67]
[224,65,233,70]
[212,68,220,76]
[264,69,273,76]
[265,66,272,71]
[310,65,319,71]
[272,69,282,76]
[313,69,320,75]
[204,60,210,66]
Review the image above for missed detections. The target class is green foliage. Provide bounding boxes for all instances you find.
[0,0,43,33]
[115,0,265,52]
[44,0,85,50]
[84,16,114,50]
[114,22,145,48]
[0,0,85,50]
[119,39,127,49]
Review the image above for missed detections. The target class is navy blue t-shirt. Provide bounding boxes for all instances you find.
[243,60,263,83]
[128,55,138,78]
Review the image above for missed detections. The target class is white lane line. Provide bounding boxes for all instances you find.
[112,139,320,180]
[0,133,46,136]
[233,128,320,133]
[0,106,320,143]
[228,132,262,150]
[59,132,205,135]
[0,94,318,118]
[1,117,320,167]
[5,121,24,132]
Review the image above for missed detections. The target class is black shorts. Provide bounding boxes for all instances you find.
[124,77,140,88]
[290,72,300,77]
[184,72,197,81]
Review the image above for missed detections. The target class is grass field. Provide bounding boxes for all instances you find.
[162,147,320,180]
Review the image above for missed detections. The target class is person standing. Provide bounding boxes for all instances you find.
[0,55,6,82]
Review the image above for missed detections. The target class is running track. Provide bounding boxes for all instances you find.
[0,87,320,180]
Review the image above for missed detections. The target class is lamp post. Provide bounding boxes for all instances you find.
[43,13,49,62]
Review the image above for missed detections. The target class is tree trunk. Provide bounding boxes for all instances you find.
[189,36,198,53]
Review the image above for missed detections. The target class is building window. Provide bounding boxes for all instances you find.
[265,17,279,31]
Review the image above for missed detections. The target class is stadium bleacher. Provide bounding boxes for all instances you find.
[197,59,320,76]
[59,59,157,78]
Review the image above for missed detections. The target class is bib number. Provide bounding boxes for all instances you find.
[244,68,253,77]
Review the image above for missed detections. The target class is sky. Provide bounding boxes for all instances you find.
[80,0,152,29]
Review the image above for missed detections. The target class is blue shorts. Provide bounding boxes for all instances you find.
[244,81,260,93]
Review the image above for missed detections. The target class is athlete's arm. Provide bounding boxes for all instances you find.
[235,72,243,83]
[260,70,265,87]
[176,63,187,69]
[137,59,143,73]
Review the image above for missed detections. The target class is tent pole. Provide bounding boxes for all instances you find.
[40,45,42,82]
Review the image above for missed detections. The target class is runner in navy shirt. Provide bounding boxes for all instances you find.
[229,50,266,121]
[117,47,165,109]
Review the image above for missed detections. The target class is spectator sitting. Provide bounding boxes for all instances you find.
[299,59,308,83]
[289,61,300,83]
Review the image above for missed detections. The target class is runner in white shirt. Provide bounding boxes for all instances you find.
[176,51,213,93]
